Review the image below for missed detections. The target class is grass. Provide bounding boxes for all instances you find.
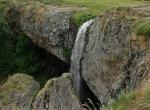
[38,0,150,26]
[0,0,51,86]
[8,0,150,26]
[102,88,150,110]
[134,19,150,38]
[0,73,38,106]
[7,0,150,26]
[72,12,96,27]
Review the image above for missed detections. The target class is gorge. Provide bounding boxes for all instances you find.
[0,0,150,110]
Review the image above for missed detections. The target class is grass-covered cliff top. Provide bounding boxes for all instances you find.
[2,0,150,26]
[10,0,150,13]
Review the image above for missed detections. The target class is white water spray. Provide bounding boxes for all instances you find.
[71,19,95,93]
[71,19,95,62]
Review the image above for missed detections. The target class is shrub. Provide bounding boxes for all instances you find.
[102,91,138,110]
[134,19,150,38]
[73,12,96,27]
[0,13,42,77]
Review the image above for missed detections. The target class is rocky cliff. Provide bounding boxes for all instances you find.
[71,7,150,106]
[6,2,77,62]
[32,73,80,110]
[3,1,150,110]
[0,74,40,110]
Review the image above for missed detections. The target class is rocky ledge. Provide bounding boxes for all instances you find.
[71,7,150,105]
[6,2,77,62]
[3,2,150,110]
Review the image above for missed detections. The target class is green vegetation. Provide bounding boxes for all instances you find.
[103,91,137,110]
[72,13,96,27]
[134,19,150,38]
[39,0,149,13]
[0,0,50,86]
[5,0,150,26]
[63,47,72,60]
[39,0,150,26]
[0,74,38,105]
[0,0,150,109]
[0,0,149,79]
[9,0,150,26]
[0,17,41,76]
[102,88,150,110]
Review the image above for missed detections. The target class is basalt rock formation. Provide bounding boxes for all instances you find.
[6,2,77,62]
[32,73,81,110]
[0,74,40,110]
[71,7,150,105]
[4,1,150,110]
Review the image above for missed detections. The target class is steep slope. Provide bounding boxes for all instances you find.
[6,1,77,62]
[32,73,81,110]
[0,74,40,110]
[2,0,150,110]
[71,6,150,106]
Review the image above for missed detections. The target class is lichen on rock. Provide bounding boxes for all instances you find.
[0,73,40,110]
[32,73,81,110]
[71,6,150,106]
[6,1,78,62]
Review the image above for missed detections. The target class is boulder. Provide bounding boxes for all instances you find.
[71,7,150,105]
[32,73,81,110]
[0,73,40,110]
[6,2,77,62]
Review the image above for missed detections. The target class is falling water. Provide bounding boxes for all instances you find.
[72,19,95,61]
[71,19,101,109]
[71,19,94,92]
[71,19,95,93]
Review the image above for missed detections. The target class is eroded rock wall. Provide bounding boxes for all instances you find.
[71,7,150,105]
[0,74,40,110]
[6,2,77,62]
[32,73,81,110]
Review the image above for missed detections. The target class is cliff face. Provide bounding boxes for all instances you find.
[32,73,81,110]
[6,2,77,62]
[4,1,150,110]
[71,7,150,105]
[0,74,40,110]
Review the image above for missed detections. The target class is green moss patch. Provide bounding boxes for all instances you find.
[0,73,38,106]
[72,12,96,27]
[134,19,150,38]
[63,47,72,60]
[102,88,150,110]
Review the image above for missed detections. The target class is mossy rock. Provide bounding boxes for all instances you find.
[63,47,72,60]
[0,73,40,110]
[134,18,150,38]
[33,73,80,110]
[72,12,96,27]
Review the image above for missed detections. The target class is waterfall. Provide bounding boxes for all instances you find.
[71,19,95,93]
[71,19,101,109]
[71,19,95,62]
